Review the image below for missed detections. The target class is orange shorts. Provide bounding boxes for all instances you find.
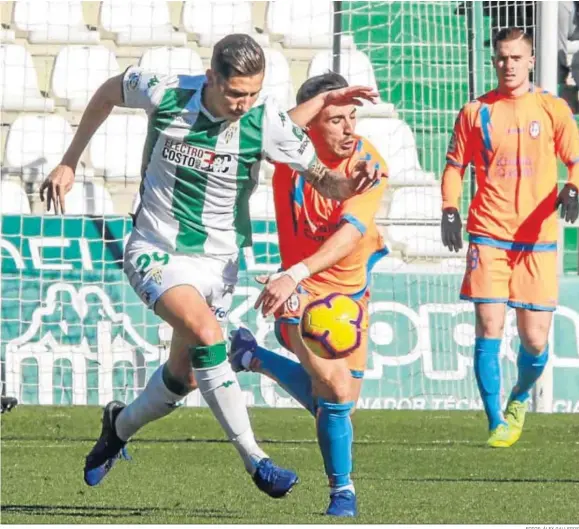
[460,240,558,311]
[274,286,370,378]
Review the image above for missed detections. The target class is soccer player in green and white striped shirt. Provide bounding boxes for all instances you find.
[40,34,379,496]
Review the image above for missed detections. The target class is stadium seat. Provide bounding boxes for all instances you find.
[249,184,276,219]
[89,114,148,181]
[0,44,54,111]
[3,114,76,182]
[307,49,394,116]
[51,45,120,111]
[259,48,295,110]
[0,28,16,43]
[355,118,436,186]
[266,0,354,49]
[63,181,115,215]
[139,47,204,77]
[100,0,186,46]
[0,180,31,214]
[386,186,465,257]
[181,0,268,48]
[13,0,100,44]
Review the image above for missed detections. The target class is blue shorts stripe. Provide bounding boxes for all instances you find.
[460,294,508,304]
[469,235,557,252]
[507,300,557,312]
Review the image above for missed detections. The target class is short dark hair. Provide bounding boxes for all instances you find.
[296,72,348,104]
[211,34,265,79]
[493,27,533,53]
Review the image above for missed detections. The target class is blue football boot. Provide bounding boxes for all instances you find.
[326,490,357,517]
[252,458,299,498]
[228,327,258,372]
[84,400,130,486]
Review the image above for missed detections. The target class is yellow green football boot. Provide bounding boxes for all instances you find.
[486,423,512,448]
[504,399,528,446]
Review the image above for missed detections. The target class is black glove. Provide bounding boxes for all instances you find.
[441,207,463,252]
[555,183,579,223]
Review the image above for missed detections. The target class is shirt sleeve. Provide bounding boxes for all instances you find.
[552,97,579,189]
[339,142,388,234]
[121,65,169,113]
[441,104,474,209]
[261,97,316,172]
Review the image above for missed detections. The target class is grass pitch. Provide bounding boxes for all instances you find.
[1,407,578,524]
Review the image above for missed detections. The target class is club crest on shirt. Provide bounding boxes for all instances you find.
[285,293,300,313]
[529,121,540,139]
[223,123,238,144]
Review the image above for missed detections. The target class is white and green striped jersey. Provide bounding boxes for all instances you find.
[122,66,315,256]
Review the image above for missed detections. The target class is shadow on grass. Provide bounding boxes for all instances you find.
[1,504,241,520]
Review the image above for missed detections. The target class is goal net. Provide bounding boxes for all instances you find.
[1,1,578,412]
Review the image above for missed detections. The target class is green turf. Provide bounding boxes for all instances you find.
[2,407,578,524]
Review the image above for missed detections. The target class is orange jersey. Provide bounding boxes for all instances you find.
[272,136,388,297]
[441,86,579,244]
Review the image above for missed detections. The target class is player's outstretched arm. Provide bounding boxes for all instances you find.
[303,156,383,201]
[254,223,363,317]
[287,86,378,128]
[39,74,124,214]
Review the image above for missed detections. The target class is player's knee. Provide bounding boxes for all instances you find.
[520,332,548,356]
[181,313,223,346]
[317,368,352,403]
[475,315,504,338]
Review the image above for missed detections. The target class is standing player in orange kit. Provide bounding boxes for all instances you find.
[441,27,579,447]
[228,73,388,517]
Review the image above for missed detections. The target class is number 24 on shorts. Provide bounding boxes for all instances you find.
[136,251,170,275]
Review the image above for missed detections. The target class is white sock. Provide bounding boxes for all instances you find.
[115,364,184,442]
[331,483,355,495]
[194,360,267,474]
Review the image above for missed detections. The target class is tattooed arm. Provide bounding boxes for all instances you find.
[304,156,381,201]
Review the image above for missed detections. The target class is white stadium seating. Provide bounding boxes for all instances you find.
[0,44,54,112]
[249,184,276,219]
[355,118,436,186]
[139,47,204,77]
[100,0,186,47]
[51,45,120,111]
[260,48,295,110]
[0,180,31,214]
[182,0,268,48]
[89,114,148,181]
[63,182,115,215]
[386,187,465,258]
[4,114,74,183]
[307,49,394,116]
[13,0,100,44]
[266,0,354,49]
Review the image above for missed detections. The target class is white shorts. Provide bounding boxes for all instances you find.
[123,232,239,322]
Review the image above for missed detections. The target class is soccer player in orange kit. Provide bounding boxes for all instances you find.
[228,72,388,517]
[441,27,579,447]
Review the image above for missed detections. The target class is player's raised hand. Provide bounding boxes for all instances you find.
[555,183,579,223]
[350,157,384,194]
[254,273,297,317]
[324,85,379,107]
[441,207,463,252]
[39,164,75,214]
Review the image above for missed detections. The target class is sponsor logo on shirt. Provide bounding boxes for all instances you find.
[127,71,141,91]
[529,121,540,138]
[493,155,533,179]
[147,75,159,89]
[161,139,233,173]
[297,135,312,156]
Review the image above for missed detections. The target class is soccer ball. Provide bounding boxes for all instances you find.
[300,293,364,359]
